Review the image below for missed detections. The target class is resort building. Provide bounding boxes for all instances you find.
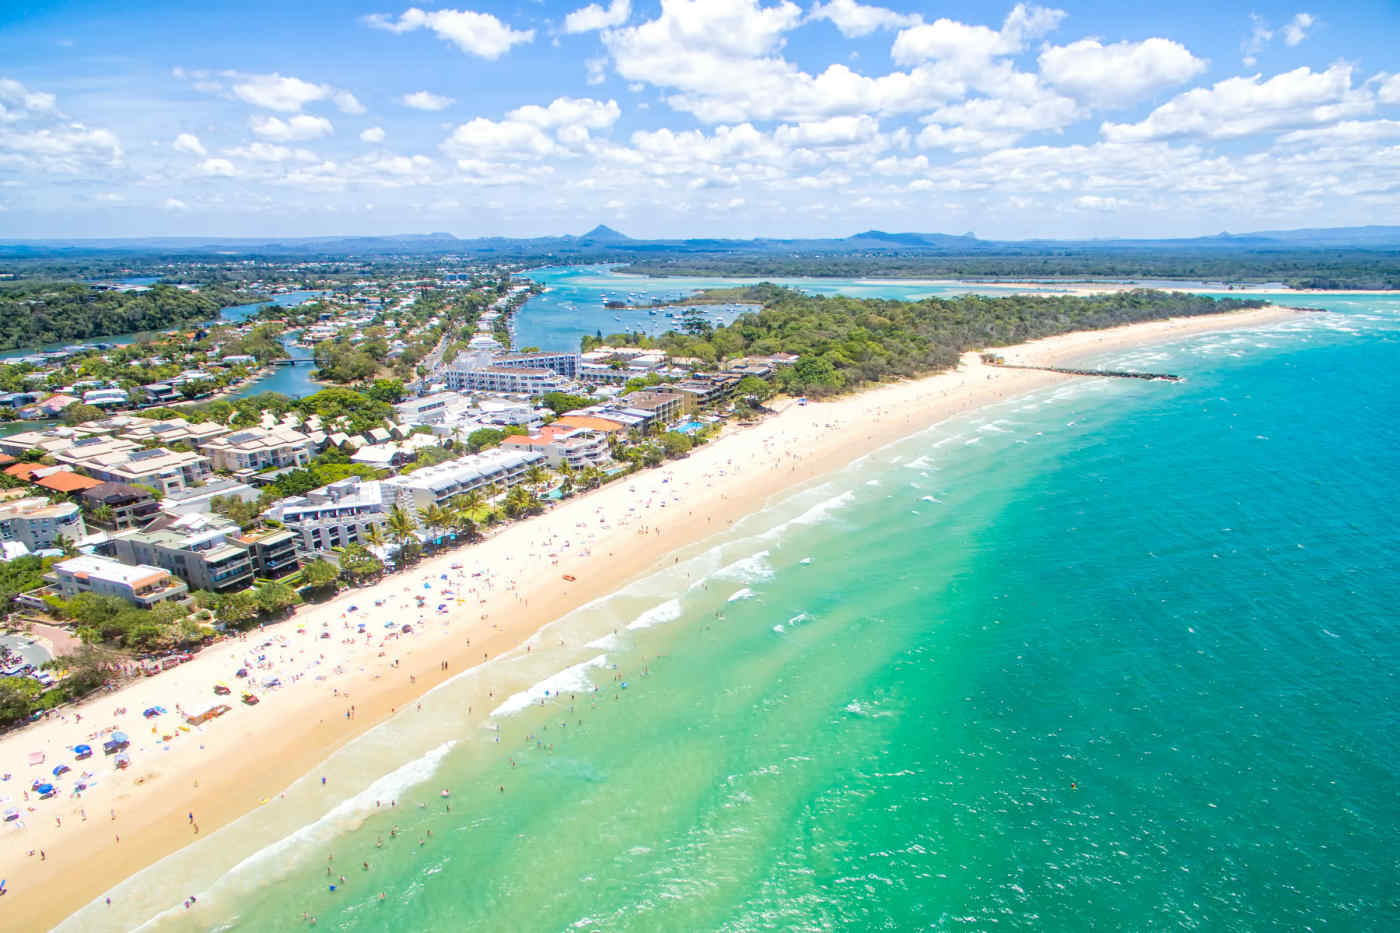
[199,425,319,474]
[440,364,567,395]
[394,391,465,426]
[109,513,255,594]
[160,478,260,516]
[618,390,685,425]
[388,448,546,512]
[0,495,87,550]
[552,414,630,435]
[45,554,188,608]
[502,426,611,470]
[79,482,160,530]
[60,446,213,496]
[34,470,104,495]
[118,417,229,448]
[262,477,396,553]
[236,526,301,579]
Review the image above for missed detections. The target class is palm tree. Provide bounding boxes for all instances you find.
[386,504,417,565]
[90,503,115,528]
[462,488,484,513]
[364,524,386,550]
[417,504,449,550]
[558,462,576,498]
[524,464,547,491]
[53,534,78,558]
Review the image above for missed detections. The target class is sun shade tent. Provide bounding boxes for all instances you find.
[52,764,69,777]
[73,744,92,759]
[103,732,130,753]
[36,783,55,797]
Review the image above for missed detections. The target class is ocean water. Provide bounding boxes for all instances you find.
[67,295,1400,931]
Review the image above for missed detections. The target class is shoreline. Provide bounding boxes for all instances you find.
[0,305,1300,931]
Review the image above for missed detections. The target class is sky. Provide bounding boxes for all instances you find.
[1,0,1398,240]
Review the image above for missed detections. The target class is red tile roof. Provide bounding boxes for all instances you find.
[36,471,103,493]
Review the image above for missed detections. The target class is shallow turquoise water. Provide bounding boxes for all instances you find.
[73,295,1400,931]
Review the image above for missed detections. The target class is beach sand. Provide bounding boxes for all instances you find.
[0,306,1298,930]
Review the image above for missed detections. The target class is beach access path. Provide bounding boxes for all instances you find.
[0,306,1298,931]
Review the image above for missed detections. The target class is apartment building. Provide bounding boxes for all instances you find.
[46,554,188,608]
[61,446,213,496]
[262,476,396,553]
[502,426,611,470]
[79,482,160,530]
[109,514,255,593]
[389,448,546,513]
[0,495,86,550]
[199,425,318,474]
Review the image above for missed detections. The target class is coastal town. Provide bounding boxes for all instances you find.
[0,263,799,748]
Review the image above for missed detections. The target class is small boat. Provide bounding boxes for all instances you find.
[562,574,577,582]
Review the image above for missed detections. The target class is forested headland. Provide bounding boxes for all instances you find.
[588,287,1268,397]
[615,250,1400,290]
[0,282,246,351]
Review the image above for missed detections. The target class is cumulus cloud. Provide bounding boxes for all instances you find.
[442,118,561,160]
[198,157,237,176]
[226,142,317,162]
[0,124,122,172]
[250,114,334,141]
[893,3,1064,68]
[1283,13,1315,47]
[1102,64,1374,142]
[402,90,454,111]
[0,77,58,121]
[164,198,189,211]
[1039,38,1206,109]
[809,0,919,37]
[564,0,630,34]
[603,0,963,123]
[1378,73,1400,105]
[172,132,207,156]
[333,91,367,114]
[360,126,386,143]
[365,7,534,59]
[508,97,620,129]
[232,73,333,112]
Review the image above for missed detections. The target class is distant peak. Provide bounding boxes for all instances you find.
[578,224,631,242]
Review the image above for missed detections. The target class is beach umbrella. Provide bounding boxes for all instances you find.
[51,765,69,777]
[111,731,129,744]
[36,783,55,797]
[73,744,92,759]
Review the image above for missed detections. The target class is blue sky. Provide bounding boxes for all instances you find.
[1,1,1397,239]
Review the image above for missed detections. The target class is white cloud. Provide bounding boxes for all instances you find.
[226,142,317,162]
[1039,38,1207,109]
[564,0,630,34]
[442,118,561,159]
[402,91,454,111]
[232,73,332,112]
[603,0,963,123]
[198,157,237,176]
[365,7,535,59]
[0,124,122,172]
[360,126,386,143]
[0,77,58,121]
[508,97,620,130]
[172,132,207,156]
[809,0,919,37]
[1102,64,1374,142]
[774,114,882,148]
[1379,73,1400,105]
[1282,13,1315,47]
[250,114,334,141]
[1075,194,1122,210]
[1242,14,1272,67]
[334,90,367,114]
[164,198,189,211]
[1274,119,1400,147]
[892,3,1064,68]
[585,56,608,85]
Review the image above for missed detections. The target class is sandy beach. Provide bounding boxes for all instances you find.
[0,305,1298,930]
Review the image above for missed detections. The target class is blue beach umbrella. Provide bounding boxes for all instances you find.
[73,744,91,759]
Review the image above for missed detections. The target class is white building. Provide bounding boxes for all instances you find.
[388,448,546,512]
[199,425,319,473]
[0,495,86,550]
[262,477,396,553]
[58,444,213,496]
[45,554,188,607]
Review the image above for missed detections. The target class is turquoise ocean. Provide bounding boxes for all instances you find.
[64,291,1400,931]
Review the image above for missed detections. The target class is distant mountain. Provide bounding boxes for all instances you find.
[577,224,632,244]
[2,224,1397,261]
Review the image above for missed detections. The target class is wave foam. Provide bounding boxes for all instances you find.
[626,598,682,631]
[491,655,608,717]
[727,587,755,602]
[714,550,775,583]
